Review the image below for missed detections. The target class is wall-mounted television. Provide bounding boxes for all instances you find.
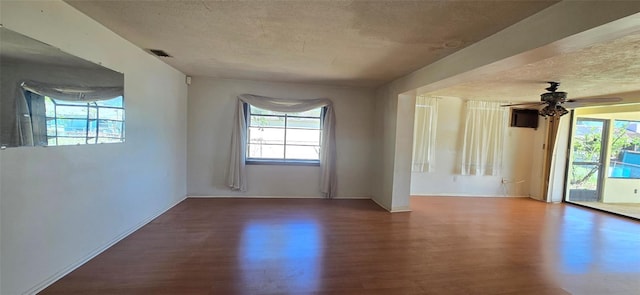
[510,109,539,129]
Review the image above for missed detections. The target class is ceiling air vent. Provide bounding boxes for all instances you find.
[147,49,172,57]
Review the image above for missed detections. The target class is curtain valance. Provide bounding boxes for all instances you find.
[20,80,123,102]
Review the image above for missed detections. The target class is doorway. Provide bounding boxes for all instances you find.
[565,109,640,220]
[566,118,608,202]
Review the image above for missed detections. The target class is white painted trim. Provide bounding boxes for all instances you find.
[25,196,187,295]
[390,206,412,213]
[412,194,529,198]
[187,195,371,199]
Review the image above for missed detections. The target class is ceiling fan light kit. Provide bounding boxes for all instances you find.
[539,104,569,117]
[502,81,622,118]
[540,91,566,104]
[538,82,568,117]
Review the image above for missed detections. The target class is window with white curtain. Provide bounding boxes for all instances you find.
[412,95,438,172]
[227,94,337,197]
[460,100,508,176]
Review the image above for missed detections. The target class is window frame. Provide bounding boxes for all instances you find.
[43,94,125,146]
[608,119,640,179]
[244,103,323,166]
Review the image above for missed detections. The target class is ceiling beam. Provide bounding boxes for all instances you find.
[381,2,640,96]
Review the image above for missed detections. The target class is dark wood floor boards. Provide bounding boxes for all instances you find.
[41,197,640,294]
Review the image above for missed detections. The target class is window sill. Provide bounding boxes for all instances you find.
[246,159,320,166]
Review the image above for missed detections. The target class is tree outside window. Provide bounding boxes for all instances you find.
[571,119,640,189]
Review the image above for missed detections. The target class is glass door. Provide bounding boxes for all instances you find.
[566,118,608,203]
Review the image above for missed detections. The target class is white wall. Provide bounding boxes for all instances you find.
[410,97,536,197]
[370,87,397,210]
[0,1,188,294]
[603,179,640,203]
[390,93,415,211]
[187,77,374,198]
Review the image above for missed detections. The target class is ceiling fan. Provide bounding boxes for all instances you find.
[501,82,622,117]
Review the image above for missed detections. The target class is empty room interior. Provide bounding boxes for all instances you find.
[2,1,640,294]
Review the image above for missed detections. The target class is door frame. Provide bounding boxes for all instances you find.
[563,115,609,203]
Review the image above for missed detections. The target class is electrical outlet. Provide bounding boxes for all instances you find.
[635,189,638,194]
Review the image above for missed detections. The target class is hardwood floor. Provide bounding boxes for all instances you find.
[571,201,640,220]
[41,197,640,295]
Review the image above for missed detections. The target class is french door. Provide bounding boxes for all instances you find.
[566,118,608,202]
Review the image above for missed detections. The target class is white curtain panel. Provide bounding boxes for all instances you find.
[412,95,438,172]
[460,100,508,176]
[227,94,337,198]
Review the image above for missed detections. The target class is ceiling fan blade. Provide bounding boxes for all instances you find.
[563,97,623,108]
[501,102,544,107]
[566,97,622,103]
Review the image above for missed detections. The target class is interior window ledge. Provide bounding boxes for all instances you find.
[246,159,320,166]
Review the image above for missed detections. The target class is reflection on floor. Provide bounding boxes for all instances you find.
[571,201,640,219]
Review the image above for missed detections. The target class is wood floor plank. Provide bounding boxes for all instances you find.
[41,197,640,294]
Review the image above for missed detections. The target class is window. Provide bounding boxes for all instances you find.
[608,119,640,179]
[227,95,336,196]
[43,95,125,146]
[246,105,322,164]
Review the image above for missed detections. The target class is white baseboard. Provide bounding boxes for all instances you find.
[412,194,529,198]
[187,195,371,199]
[391,206,412,213]
[26,195,187,295]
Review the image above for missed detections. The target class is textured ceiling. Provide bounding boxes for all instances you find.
[425,32,640,102]
[65,0,556,87]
